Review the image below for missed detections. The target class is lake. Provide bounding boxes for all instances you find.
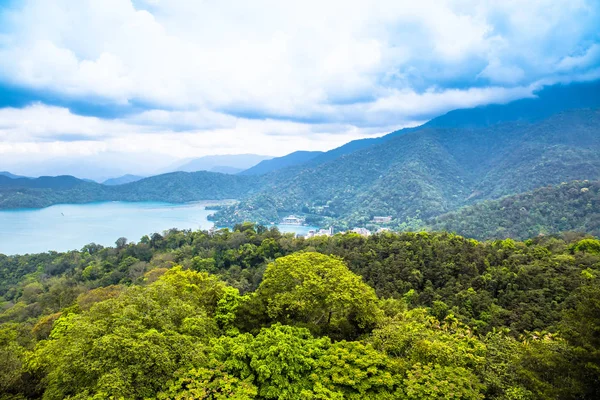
[0,201,316,255]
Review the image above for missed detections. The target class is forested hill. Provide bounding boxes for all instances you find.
[1,226,600,399]
[0,171,261,209]
[0,175,91,190]
[0,175,108,209]
[213,108,600,228]
[426,180,600,240]
[114,171,260,202]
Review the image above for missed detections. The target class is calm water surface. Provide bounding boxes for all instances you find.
[0,202,316,255]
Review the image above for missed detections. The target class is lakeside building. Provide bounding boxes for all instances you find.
[351,227,371,237]
[305,226,334,239]
[281,215,304,225]
[372,216,392,223]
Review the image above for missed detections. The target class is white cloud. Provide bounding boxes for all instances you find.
[367,85,535,121]
[2,0,597,112]
[0,104,133,141]
[556,44,600,72]
[478,60,525,85]
[0,0,597,167]
[0,104,386,164]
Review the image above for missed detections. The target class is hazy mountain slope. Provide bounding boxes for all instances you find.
[0,172,261,209]
[427,180,600,240]
[209,166,244,174]
[113,171,260,202]
[426,80,600,128]
[2,154,163,182]
[102,174,145,186]
[213,109,600,228]
[0,176,109,209]
[171,154,272,173]
[0,175,97,190]
[302,80,600,168]
[239,151,324,175]
[213,129,487,226]
[0,172,16,179]
[0,171,29,179]
[3,81,599,218]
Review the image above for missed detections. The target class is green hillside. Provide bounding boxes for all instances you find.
[114,171,261,202]
[213,109,600,228]
[427,180,600,240]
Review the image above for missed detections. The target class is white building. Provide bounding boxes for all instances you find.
[281,215,304,225]
[373,216,392,223]
[305,226,334,239]
[351,227,371,237]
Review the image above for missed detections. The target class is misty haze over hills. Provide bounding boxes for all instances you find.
[0,153,178,182]
[2,80,599,233]
[1,153,274,182]
[166,154,274,174]
[4,80,600,182]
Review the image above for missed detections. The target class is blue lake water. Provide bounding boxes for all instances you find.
[0,202,317,255]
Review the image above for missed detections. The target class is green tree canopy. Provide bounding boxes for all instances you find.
[29,267,227,399]
[255,252,383,338]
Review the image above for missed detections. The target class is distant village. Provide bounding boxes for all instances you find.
[280,215,392,238]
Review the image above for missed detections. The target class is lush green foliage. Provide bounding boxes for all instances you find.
[253,252,382,339]
[428,180,600,240]
[1,226,599,399]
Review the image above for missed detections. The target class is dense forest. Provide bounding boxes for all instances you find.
[1,225,599,399]
[425,180,600,240]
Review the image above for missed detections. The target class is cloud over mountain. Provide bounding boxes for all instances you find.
[0,0,598,166]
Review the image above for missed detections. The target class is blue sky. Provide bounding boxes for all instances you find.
[0,0,599,176]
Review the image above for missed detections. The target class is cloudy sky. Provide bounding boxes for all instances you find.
[0,0,599,176]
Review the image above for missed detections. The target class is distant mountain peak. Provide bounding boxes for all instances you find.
[168,154,273,174]
[0,171,29,179]
[239,151,324,176]
[103,174,145,186]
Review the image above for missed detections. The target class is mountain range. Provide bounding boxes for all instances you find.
[1,80,599,239]
[0,171,259,210]
[212,107,600,228]
[0,152,178,182]
[166,154,273,174]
